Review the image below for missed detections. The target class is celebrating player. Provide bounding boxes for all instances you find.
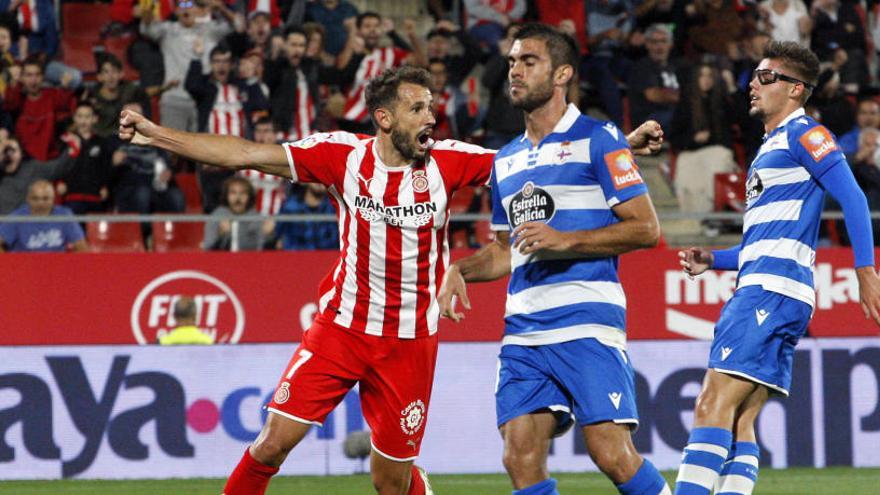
[439,24,671,495]
[674,41,880,495]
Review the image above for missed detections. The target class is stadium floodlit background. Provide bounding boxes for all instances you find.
[1,0,879,493]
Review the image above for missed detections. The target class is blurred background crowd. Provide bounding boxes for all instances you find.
[2,0,880,253]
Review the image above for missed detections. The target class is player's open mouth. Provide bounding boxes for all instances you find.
[417,128,433,149]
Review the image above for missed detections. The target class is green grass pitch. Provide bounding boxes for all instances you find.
[3,468,879,494]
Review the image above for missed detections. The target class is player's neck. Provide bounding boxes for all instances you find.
[764,104,803,134]
[375,133,411,168]
[523,95,568,147]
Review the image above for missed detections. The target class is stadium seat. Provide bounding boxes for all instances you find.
[86,220,145,252]
[61,37,98,74]
[151,220,205,252]
[62,2,110,39]
[174,173,203,213]
[713,172,747,212]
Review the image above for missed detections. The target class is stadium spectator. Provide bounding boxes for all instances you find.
[462,0,525,56]
[0,22,17,97]
[0,0,83,89]
[685,0,748,57]
[481,23,525,149]
[264,25,333,141]
[840,98,880,159]
[185,43,269,212]
[757,0,812,45]
[584,0,636,127]
[158,296,215,345]
[59,103,113,215]
[0,135,76,214]
[810,0,867,93]
[224,9,273,59]
[140,0,238,132]
[0,179,87,253]
[634,0,688,54]
[3,57,76,161]
[627,24,680,132]
[110,102,185,215]
[88,54,151,138]
[425,19,481,87]
[303,21,336,68]
[427,58,476,141]
[203,176,265,251]
[238,117,286,216]
[670,63,738,213]
[304,0,359,56]
[336,12,426,133]
[851,127,880,243]
[809,54,856,137]
[275,183,338,250]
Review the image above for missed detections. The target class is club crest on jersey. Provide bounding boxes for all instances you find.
[412,169,429,193]
[508,180,555,228]
[273,382,291,404]
[604,149,643,190]
[400,400,426,436]
[746,170,764,207]
[799,126,836,162]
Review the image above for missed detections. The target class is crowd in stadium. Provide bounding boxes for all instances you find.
[2,0,880,252]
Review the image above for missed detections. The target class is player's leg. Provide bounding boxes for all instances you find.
[361,334,439,494]
[495,344,573,495]
[224,323,364,495]
[714,386,769,495]
[500,412,558,491]
[582,422,670,494]
[549,339,669,494]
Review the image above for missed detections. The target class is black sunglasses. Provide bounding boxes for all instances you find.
[753,69,814,91]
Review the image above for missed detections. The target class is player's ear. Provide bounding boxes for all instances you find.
[554,64,574,88]
[373,106,394,132]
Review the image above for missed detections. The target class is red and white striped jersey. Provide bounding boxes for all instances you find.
[283,132,495,339]
[342,47,409,123]
[284,68,316,142]
[17,0,39,32]
[238,169,286,215]
[208,83,246,137]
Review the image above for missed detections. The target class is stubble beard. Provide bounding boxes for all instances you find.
[511,77,554,113]
[391,126,426,162]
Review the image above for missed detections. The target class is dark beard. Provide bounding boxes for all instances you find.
[390,126,425,162]
[748,106,765,121]
[510,77,554,112]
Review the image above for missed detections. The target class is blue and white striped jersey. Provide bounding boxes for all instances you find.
[489,104,648,349]
[737,108,844,307]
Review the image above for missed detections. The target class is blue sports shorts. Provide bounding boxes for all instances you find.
[495,338,639,434]
[709,286,812,396]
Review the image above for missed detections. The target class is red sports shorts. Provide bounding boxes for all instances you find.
[266,318,439,461]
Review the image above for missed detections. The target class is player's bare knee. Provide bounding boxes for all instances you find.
[589,446,639,483]
[371,468,409,495]
[250,435,293,466]
[693,388,723,422]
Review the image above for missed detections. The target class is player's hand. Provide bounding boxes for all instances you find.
[118,109,158,146]
[438,264,470,322]
[678,247,713,277]
[856,266,880,327]
[628,120,664,156]
[511,222,570,255]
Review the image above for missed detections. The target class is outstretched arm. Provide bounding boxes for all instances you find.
[118,109,291,178]
[439,231,512,322]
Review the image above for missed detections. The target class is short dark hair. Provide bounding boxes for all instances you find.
[513,23,579,74]
[254,116,274,128]
[356,11,381,28]
[209,44,232,60]
[22,55,43,73]
[98,53,123,72]
[364,66,431,126]
[173,296,197,320]
[764,40,820,100]
[284,24,307,40]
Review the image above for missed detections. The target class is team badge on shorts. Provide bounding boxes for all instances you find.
[412,170,429,193]
[273,382,291,404]
[399,400,426,435]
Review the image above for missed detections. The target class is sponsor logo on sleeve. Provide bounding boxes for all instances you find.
[799,126,837,162]
[604,149,643,190]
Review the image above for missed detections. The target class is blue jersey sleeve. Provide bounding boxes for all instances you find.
[591,123,648,206]
[488,163,508,231]
[0,222,17,247]
[789,123,846,179]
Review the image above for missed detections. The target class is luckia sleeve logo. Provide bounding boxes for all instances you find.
[604,148,643,190]
[799,126,837,162]
[508,180,555,228]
